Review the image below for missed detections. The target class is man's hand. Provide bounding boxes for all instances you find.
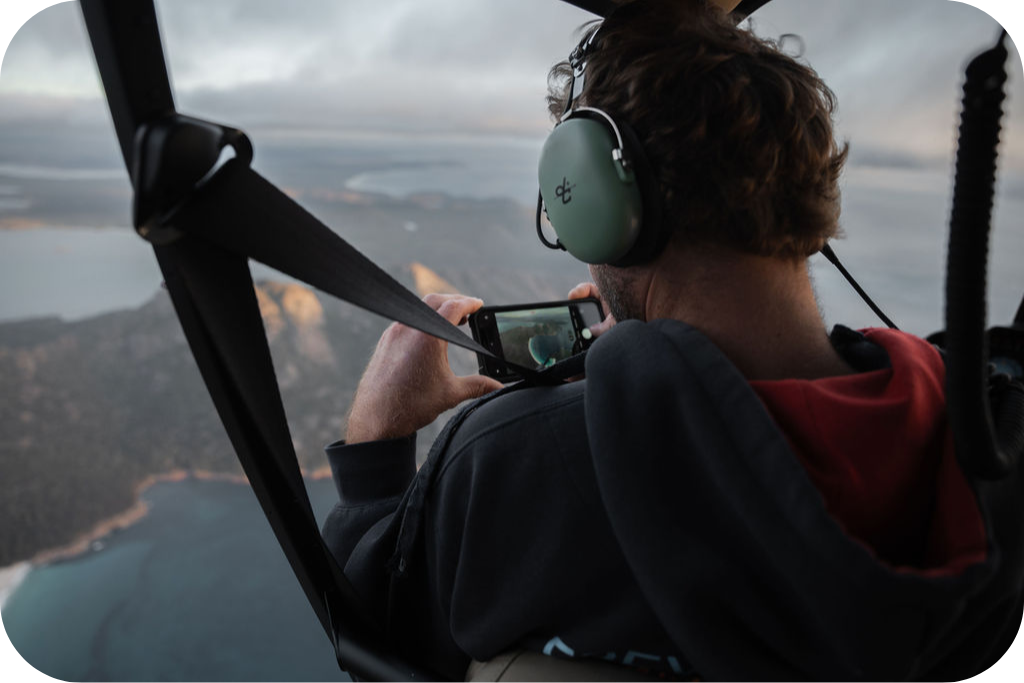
[568,282,616,337]
[345,294,504,444]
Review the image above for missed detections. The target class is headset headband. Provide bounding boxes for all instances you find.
[562,106,625,147]
[563,25,603,115]
[536,5,666,266]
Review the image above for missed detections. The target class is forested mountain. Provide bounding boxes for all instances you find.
[0,264,582,566]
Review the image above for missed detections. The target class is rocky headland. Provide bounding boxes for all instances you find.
[0,262,583,568]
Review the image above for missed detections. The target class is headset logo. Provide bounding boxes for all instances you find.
[555,177,576,205]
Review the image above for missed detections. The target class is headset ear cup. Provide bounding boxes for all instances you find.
[609,119,666,267]
[538,113,644,264]
[537,109,666,266]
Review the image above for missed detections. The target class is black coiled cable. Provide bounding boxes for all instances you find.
[945,30,1024,480]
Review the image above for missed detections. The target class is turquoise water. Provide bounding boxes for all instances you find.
[2,478,352,682]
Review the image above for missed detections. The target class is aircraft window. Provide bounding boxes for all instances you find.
[0,2,1022,681]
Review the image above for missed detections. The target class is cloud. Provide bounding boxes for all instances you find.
[749,0,1024,171]
[2,0,1024,163]
[0,2,98,98]
[1,0,590,137]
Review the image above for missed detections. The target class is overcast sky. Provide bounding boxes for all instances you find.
[2,3,1023,332]
[1,0,1023,174]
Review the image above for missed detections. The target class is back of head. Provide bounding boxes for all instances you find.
[547,0,849,260]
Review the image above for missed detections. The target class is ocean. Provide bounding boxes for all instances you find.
[0,131,577,324]
[2,478,350,682]
[2,163,1022,334]
[2,133,1024,682]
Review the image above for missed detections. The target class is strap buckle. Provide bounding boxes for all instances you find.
[132,114,253,244]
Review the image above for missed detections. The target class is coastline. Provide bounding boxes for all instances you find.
[0,464,335,598]
[0,561,31,611]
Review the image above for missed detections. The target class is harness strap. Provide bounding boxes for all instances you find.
[79,1,475,679]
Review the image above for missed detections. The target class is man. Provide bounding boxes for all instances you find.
[322,1,995,679]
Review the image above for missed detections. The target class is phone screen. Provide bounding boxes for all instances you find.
[470,299,604,380]
[494,306,592,369]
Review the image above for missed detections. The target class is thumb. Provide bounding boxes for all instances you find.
[590,314,617,338]
[454,374,505,401]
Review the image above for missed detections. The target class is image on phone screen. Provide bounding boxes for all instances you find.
[470,299,604,381]
[494,306,590,369]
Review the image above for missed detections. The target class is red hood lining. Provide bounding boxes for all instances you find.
[750,329,987,577]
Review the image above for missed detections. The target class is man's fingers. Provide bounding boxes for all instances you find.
[568,282,600,300]
[454,374,504,401]
[590,316,617,337]
[568,282,615,338]
[436,296,485,325]
[422,292,460,309]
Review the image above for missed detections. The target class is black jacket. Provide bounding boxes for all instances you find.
[322,320,1024,680]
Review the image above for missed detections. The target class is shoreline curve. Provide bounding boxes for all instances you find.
[0,464,334,596]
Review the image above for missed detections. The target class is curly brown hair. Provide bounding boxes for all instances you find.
[547,0,849,259]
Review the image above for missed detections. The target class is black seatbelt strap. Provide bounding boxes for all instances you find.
[164,154,534,365]
[80,0,477,679]
[164,154,579,383]
[152,237,430,680]
[77,0,173,174]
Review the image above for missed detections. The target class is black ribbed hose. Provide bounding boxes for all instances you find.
[945,31,1023,480]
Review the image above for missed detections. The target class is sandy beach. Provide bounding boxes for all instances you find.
[3,465,335,587]
[0,466,337,611]
[28,469,251,567]
[0,561,31,610]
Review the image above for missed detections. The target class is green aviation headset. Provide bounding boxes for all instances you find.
[537,7,897,331]
[536,21,668,266]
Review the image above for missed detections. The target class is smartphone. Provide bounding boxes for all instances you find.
[468,298,605,382]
